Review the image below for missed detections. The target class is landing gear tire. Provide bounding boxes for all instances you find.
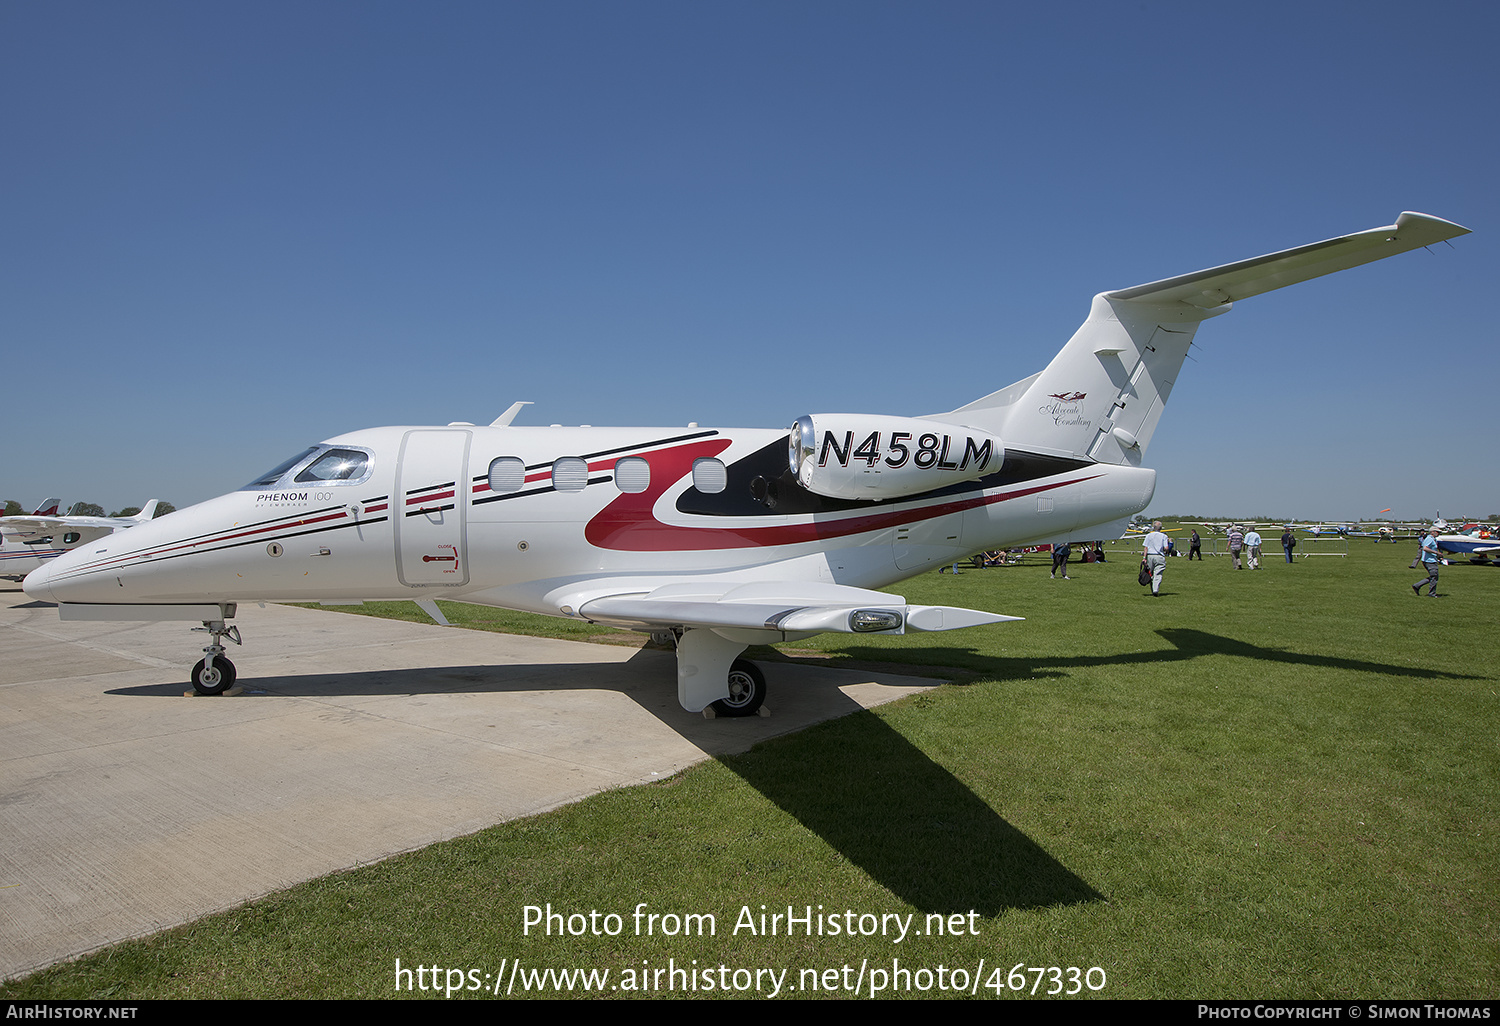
[711,659,766,717]
[192,656,237,696]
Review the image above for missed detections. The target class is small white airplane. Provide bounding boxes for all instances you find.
[1,499,160,580]
[23,212,1469,713]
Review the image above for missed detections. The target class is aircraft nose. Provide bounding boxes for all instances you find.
[22,561,58,603]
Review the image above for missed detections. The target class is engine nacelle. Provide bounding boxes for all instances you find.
[788,414,1004,501]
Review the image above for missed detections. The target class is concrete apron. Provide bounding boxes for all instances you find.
[0,590,944,980]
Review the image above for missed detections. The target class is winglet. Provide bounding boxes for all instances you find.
[490,401,534,427]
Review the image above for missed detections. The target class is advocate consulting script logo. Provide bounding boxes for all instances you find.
[1041,392,1091,428]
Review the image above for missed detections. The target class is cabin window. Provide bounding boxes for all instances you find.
[614,456,650,494]
[295,448,371,483]
[487,457,525,493]
[552,457,589,492]
[692,457,727,494]
[63,532,81,544]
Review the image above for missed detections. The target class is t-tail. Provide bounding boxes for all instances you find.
[930,212,1469,465]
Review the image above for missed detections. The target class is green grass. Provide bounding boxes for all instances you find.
[6,534,1496,998]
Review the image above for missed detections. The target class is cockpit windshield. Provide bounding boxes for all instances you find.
[241,446,374,489]
[243,448,319,489]
[294,449,370,483]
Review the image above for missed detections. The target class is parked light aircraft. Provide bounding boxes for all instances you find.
[1,500,159,580]
[23,212,1469,713]
[1429,521,1500,563]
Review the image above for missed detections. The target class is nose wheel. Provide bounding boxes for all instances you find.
[192,655,237,695]
[190,617,241,695]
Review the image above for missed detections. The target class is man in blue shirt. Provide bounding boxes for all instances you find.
[1413,529,1442,597]
[1245,528,1263,570]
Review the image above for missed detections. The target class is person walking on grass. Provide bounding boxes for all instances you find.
[1143,521,1170,597]
[1413,528,1442,597]
[1051,540,1072,580]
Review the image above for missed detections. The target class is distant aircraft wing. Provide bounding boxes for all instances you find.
[562,579,1020,636]
[0,516,67,537]
[0,516,124,552]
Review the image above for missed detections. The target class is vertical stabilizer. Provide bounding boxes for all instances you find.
[934,295,1215,465]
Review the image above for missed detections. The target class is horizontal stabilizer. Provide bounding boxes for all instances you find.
[938,211,1469,466]
[1108,212,1470,309]
[576,579,1018,636]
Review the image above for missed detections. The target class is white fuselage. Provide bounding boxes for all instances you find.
[22,424,1154,615]
[0,532,69,578]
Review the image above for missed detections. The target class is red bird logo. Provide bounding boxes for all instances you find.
[1048,391,1086,402]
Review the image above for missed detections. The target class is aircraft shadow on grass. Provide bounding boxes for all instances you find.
[105,645,1102,917]
[829,627,1488,684]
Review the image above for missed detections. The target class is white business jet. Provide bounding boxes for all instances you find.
[1,499,160,580]
[24,213,1469,713]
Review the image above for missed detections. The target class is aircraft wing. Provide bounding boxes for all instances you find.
[567,580,1020,635]
[1107,212,1470,309]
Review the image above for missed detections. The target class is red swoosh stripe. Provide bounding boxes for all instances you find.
[584,439,1100,552]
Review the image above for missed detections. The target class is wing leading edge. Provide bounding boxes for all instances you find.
[566,579,1019,712]
[1107,211,1470,309]
[575,579,1019,636]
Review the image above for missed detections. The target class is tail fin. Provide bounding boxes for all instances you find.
[31,497,61,516]
[132,500,160,522]
[932,212,1469,465]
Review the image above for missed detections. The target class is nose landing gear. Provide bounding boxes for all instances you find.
[189,617,241,695]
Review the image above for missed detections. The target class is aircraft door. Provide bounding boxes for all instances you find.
[394,429,472,587]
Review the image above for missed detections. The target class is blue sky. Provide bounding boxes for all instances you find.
[4,1,1494,521]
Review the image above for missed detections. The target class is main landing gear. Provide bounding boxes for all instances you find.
[670,627,770,718]
[714,659,767,717]
[190,617,242,695]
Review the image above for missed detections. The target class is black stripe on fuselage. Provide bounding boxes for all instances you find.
[473,476,613,507]
[47,515,392,580]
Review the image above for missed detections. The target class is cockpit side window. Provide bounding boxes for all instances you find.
[295,449,371,483]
